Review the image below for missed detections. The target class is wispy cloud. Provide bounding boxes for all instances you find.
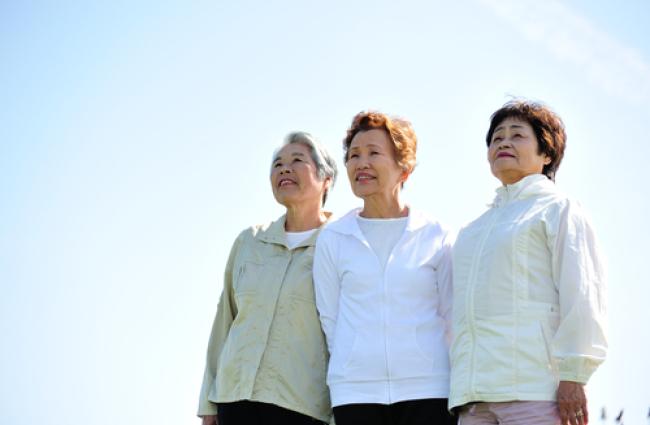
[478,0,650,105]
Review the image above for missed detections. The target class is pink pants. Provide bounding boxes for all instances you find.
[458,401,561,425]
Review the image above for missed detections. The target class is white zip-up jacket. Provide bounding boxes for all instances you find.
[313,208,453,407]
[449,174,607,409]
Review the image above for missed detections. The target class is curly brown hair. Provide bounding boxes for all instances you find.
[486,99,566,181]
[343,111,417,174]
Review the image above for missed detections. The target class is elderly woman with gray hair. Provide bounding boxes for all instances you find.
[197,132,337,425]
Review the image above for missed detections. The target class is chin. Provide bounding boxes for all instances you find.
[355,190,375,200]
[350,189,365,199]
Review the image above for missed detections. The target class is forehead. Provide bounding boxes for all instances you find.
[275,142,312,160]
[350,128,392,148]
[494,116,533,132]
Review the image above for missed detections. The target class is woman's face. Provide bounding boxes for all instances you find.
[346,129,407,200]
[488,117,551,185]
[271,143,329,209]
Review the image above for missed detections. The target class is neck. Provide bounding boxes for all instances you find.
[360,191,407,219]
[284,202,328,232]
[497,171,542,186]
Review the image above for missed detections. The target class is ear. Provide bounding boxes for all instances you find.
[543,155,552,165]
[322,176,332,191]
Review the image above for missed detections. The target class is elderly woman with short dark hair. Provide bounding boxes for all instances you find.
[197,132,337,425]
[449,100,607,425]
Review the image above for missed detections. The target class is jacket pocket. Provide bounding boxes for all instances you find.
[234,260,265,294]
[342,331,387,380]
[516,302,560,389]
[328,332,356,380]
[391,326,441,379]
[539,320,558,373]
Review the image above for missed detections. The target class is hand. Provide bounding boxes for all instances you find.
[557,381,588,425]
[201,415,218,425]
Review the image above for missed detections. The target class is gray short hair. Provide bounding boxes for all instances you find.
[271,131,338,206]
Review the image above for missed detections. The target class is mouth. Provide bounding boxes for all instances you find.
[355,172,375,182]
[278,178,297,187]
[496,152,515,159]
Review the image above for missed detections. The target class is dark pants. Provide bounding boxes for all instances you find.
[217,400,326,425]
[333,398,456,425]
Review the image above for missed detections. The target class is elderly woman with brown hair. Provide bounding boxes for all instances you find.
[313,111,456,425]
[197,132,337,425]
[449,99,607,425]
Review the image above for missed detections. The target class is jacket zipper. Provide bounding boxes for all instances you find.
[361,233,398,403]
[466,206,502,397]
[383,229,410,403]
[365,239,392,402]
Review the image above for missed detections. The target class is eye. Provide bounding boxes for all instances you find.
[349,153,359,159]
[492,136,503,143]
[513,133,522,139]
[370,150,380,156]
[273,162,282,168]
[292,157,303,163]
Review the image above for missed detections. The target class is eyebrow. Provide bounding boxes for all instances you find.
[349,143,383,150]
[493,124,526,133]
[273,152,306,163]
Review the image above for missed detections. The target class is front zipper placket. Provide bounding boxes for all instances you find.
[383,227,411,403]
[352,225,394,403]
[251,245,293,390]
[465,190,508,398]
[358,235,392,401]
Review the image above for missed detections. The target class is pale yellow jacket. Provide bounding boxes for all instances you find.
[197,215,331,422]
[450,174,607,409]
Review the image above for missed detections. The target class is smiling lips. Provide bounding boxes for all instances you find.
[496,152,515,159]
[278,178,297,187]
[355,172,375,182]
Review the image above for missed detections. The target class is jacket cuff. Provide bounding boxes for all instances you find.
[197,400,219,416]
[558,357,601,384]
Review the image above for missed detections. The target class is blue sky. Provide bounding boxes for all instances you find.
[2,1,649,424]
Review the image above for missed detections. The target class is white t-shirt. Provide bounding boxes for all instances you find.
[285,228,317,250]
[356,215,408,270]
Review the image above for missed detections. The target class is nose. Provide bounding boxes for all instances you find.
[279,164,292,174]
[494,138,512,149]
[355,155,370,169]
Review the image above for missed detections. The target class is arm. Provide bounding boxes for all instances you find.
[313,230,340,354]
[437,230,455,345]
[197,233,243,417]
[547,200,607,384]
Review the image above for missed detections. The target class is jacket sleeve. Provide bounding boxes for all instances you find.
[437,229,455,345]
[197,232,243,416]
[547,200,607,383]
[313,230,340,355]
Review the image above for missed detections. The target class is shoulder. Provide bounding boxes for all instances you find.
[319,208,360,236]
[238,223,265,242]
[235,216,283,246]
[529,179,575,208]
[409,207,451,237]
[538,185,590,220]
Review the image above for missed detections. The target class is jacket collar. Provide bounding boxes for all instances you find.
[325,206,428,242]
[256,213,332,249]
[492,174,556,207]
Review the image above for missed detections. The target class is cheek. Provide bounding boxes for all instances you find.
[384,166,403,185]
[487,147,502,168]
[346,163,356,182]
